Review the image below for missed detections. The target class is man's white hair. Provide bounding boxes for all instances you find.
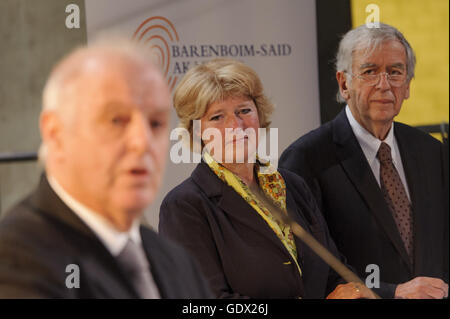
[335,23,416,103]
[38,37,159,164]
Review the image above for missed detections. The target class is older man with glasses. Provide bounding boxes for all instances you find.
[280,23,448,299]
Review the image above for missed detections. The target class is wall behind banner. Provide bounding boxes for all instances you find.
[85,0,321,229]
[351,0,449,128]
[0,0,87,219]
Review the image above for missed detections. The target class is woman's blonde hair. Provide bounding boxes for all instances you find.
[173,59,274,147]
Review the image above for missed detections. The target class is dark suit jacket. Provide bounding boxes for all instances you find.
[0,175,212,299]
[159,162,351,299]
[279,110,449,298]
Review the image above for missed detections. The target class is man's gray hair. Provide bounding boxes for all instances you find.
[335,23,416,103]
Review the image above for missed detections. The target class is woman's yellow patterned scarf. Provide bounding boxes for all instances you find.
[203,152,301,276]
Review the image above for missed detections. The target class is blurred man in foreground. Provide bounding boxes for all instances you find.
[0,40,211,298]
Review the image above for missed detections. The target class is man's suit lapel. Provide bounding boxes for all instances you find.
[332,111,413,271]
[80,252,139,298]
[32,175,99,241]
[394,124,428,274]
[191,163,296,260]
[31,175,139,298]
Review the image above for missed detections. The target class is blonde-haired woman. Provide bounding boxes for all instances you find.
[159,59,373,299]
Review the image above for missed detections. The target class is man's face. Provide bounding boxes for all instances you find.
[54,55,170,229]
[340,40,411,132]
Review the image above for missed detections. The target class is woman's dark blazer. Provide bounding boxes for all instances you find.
[159,162,349,299]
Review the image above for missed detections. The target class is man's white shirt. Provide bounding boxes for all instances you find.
[345,105,411,201]
[47,175,142,257]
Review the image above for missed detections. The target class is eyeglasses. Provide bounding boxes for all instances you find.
[347,71,407,87]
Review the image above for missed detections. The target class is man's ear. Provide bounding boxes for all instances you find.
[336,71,351,101]
[40,111,64,158]
[404,80,411,100]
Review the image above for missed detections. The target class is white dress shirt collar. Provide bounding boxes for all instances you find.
[47,175,141,257]
[345,105,398,167]
[345,105,411,200]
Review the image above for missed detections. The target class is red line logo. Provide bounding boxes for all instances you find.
[133,16,179,91]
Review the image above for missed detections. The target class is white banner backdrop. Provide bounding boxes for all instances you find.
[85,0,320,229]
